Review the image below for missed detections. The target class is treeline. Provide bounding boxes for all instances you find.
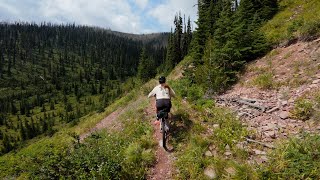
[0,22,168,154]
[135,12,193,81]
[182,0,278,92]
[164,13,193,72]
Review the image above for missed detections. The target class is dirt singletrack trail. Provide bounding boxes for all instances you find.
[78,96,173,179]
[146,99,173,180]
[79,108,124,142]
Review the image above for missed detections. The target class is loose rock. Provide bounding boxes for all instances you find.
[279,111,289,119]
[253,149,267,155]
[204,167,217,179]
[224,151,232,156]
[205,151,213,157]
[264,131,276,138]
[312,79,320,84]
[213,124,220,129]
[209,145,216,151]
[225,167,236,175]
[266,106,279,113]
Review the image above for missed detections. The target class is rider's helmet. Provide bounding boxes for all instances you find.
[159,76,166,84]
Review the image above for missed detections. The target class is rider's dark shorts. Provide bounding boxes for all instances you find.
[156,99,171,112]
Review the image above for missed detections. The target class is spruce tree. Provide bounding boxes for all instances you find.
[165,29,175,72]
[137,48,155,82]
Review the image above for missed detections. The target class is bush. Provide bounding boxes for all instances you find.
[259,134,320,179]
[292,98,314,121]
[170,78,204,103]
[253,72,274,89]
[300,20,320,40]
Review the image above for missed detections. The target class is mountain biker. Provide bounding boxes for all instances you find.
[148,76,175,125]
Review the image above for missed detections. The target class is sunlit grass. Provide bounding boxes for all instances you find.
[262,0,320,44]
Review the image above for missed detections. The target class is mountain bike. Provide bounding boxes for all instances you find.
[157,109,169,148]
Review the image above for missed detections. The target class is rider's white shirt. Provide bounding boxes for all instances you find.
[148,85,175,100]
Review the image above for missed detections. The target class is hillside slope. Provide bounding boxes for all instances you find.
[218,37,320,142]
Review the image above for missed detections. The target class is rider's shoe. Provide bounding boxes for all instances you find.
[165,124,169,132]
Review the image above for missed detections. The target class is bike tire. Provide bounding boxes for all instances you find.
[162,118,166,148]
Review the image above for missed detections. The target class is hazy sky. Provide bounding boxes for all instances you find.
[0,0,198,34]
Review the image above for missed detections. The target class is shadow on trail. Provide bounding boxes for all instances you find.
[166,111,193,152]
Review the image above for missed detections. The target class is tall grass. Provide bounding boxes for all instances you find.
[259,133,320,179]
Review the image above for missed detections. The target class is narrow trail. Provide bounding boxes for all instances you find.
[79,97,145,142]
[79,108,124,142]
[78,97,173,179]
[146,99,173,180]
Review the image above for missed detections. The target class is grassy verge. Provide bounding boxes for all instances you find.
[169,78,255,179]
[169,76,320,179]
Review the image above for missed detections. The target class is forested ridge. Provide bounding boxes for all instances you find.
[0,22,168,154]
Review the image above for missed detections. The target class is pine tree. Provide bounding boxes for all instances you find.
[0,49,3,78]
[19,121,26,141]
[173,13,183,65]
[165,29,175,72]
[191,0,211,62]
[186,16,193,50]
[137,48,155,82]
[2,134,12,153]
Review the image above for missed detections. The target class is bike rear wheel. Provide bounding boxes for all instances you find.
[161,118,167,148]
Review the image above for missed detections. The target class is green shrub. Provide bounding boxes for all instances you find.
[170,78,204,103]
[194,99,215,111]
[259,134,320,179]
[292,98,314,121]
[252,72,274,89]
[300,20,320,40]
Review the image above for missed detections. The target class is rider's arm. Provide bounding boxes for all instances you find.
[147,87,156,98]
[169,88,176,98]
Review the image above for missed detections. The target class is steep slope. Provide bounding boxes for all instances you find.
[218,37,320,142]
[162,39,320,179]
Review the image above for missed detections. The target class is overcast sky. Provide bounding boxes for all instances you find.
[0,0,198,34]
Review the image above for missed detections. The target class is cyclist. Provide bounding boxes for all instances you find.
[148,76,175,127]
